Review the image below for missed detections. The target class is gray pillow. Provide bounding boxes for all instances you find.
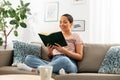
[98,46,120,74]
[13,40,41,64]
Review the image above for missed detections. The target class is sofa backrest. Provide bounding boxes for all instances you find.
[0,50,13,66]
[77,43,120,73]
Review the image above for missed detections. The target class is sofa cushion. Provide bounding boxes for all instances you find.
[98,46,120,74]
[77,43,111,73]
[54,73,120,80]
[13,40,41,64]
[31,42,51,61]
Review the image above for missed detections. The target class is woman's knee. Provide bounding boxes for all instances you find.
[60,56,77,73]
[60,56,71,63]
[25,55,35,64]
[68,65,77,73]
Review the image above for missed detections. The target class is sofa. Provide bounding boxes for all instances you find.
[0,42,120,80]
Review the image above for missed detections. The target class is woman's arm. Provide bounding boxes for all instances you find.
[65,44,83,60]
[54,43,84,61]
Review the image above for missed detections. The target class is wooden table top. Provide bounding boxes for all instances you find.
[0,74,54,80]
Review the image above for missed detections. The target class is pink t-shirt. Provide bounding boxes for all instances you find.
[53,33,83,55]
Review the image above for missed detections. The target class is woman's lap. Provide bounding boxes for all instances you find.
[25,55,77,73]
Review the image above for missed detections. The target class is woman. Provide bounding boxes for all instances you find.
[17,14,84,74]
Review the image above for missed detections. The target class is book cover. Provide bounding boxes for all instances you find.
[38,31,67,47]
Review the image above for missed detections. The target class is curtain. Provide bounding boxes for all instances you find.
[110,0,120,43]
[89,0,111,43]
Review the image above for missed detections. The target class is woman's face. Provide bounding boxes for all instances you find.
[59,16,73,32]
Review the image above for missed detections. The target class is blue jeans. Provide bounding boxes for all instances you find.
[25,54,78,74]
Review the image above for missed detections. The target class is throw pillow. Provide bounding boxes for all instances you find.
[98,46,120,74]
[13,40,41,64]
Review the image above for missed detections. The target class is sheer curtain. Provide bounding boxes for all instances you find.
[110,0,120,43]
[89,0,120,43]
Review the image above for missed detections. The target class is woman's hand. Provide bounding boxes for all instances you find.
[47,44,54,53]
[47,44,54,58]
[54,43,66,53]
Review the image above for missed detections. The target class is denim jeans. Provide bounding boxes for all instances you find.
[25,54,78,73]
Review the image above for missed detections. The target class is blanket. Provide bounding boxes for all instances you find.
[98,46,120,74]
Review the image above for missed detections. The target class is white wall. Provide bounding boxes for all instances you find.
[5,0,89,49]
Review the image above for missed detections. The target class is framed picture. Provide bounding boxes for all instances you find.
[71,20,85,31]
[44,2,59,22]
[73,0,86,4]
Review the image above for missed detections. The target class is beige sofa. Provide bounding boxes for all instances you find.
[0,43,120,80]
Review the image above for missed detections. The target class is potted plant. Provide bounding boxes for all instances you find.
[0,0,31,49]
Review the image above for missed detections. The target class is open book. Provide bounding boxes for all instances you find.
[38,31,67,46]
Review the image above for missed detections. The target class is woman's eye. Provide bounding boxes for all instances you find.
[60,21,68,24]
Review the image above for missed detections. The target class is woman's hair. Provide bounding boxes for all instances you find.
[62,14,73,23]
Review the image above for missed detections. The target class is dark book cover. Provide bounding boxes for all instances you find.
[38,31,67,47]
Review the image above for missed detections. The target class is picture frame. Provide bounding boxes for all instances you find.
[44,2,59,22]
[73,0,86,4]
[71,20,85,31]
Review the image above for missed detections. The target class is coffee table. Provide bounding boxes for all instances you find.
[0,74,54,80]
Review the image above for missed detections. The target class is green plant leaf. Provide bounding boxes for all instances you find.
[24,3,30,7]
[14,30,18,36]
[20,0,24,6]
[0,37,3,46]
[26,8,30,12]
[15,16,20,21]
[3,10,8,18]
[0,7,4,12]
[10,20,17,25]
[8,8,16,18]
[20,22,27,28]
[20,13,27,19]
[6,1,12,6]
[15,24,19,29]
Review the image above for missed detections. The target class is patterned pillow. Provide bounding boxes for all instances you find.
[13,40,41,64]
[98,46,120,74]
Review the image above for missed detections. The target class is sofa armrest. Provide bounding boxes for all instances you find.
[0,50,13,66]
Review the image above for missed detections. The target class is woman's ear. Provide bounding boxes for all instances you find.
[70,22,73,28]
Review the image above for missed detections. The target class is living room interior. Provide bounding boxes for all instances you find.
[0,0,120,49]
[0,0,120,80]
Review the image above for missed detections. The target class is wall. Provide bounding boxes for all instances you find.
[4,0,89,49]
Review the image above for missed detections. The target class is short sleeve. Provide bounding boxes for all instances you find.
[74,33,83,44]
